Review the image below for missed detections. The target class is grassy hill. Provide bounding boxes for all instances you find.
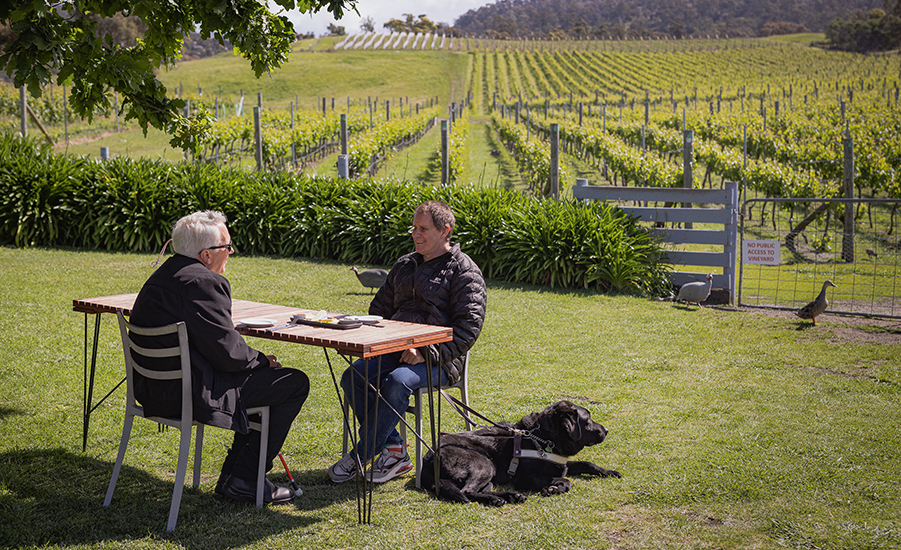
[155,45,470,110]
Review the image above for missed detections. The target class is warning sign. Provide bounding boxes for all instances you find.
[743,239,781,266]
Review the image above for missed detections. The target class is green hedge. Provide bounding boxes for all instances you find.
[0,134,671,295]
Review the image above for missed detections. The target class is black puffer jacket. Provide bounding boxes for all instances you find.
[369,243,486,384]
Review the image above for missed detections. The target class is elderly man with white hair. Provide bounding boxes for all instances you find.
[129,210,309,505]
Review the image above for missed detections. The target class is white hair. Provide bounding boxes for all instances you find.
[171,210,227,258]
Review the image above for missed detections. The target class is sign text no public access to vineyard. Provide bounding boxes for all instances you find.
[743,239,781,266]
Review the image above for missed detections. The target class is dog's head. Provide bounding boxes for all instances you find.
[515,400,608,456]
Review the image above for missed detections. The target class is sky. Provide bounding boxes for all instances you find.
[283,0,490,37]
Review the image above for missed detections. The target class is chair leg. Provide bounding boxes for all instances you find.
[255,409,269,509]
[192,424,204,489]
[103,413,135,507]
[166,424,194,531]
[414,390,424,489]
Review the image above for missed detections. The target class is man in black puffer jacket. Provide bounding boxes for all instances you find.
[328,200,487,484]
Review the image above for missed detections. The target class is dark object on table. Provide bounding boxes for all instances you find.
[676,273,713,308]
[421,400,621,506]
[796,280,836,326]
[351,266,388,293]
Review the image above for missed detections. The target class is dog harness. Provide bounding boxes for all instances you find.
[507,429,570,478]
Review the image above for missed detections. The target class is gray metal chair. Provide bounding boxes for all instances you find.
[341,352,472,488]
[400,352,472,488]
[104,309,269,531]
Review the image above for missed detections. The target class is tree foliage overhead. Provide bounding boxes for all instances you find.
[452,0,885,39]
[0,0,357,151]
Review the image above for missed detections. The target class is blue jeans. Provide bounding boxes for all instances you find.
[340,352,447,461]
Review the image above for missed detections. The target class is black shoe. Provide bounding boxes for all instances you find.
[218,475,295,505]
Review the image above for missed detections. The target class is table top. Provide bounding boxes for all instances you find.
[73,293,453,359]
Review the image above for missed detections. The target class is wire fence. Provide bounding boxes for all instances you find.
[739,198,901,319]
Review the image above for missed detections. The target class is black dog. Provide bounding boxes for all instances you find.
[421,400,621,505]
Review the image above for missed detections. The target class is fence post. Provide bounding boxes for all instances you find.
[441,120,449,186]
[340,114,348,155]
[724,181,738,304]
[683,129,694,229]
[19,87,26,137]
[550,123,559,198]
[254,107,262,171]
[63,85,68,143]
[842,137,855,262]
[337,155,349,179]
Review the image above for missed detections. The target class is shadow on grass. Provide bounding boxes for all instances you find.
[0,447,354,548]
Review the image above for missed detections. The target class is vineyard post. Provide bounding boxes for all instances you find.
[369,102,373,130]
[215,97,219,121]
[114,92,119,132]
[63,85,68,143]
[683,130,694,229]
[579,102,583,126]
[340,114,348,155]
[290,102,294,129]
[644,90,649,127]
[441,120,449,186]
[550,123,560,199]
[386,100,390,121]
[842,137,855,263]
[253,107,262,172]
[19,87,26,138]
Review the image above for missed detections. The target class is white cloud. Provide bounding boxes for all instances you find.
[282,0,487,37]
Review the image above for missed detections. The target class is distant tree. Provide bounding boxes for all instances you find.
[412,15,437,34]
[384,14,436,34]
[669,21,686,39]
[825,7,900,51]
[758,21,809,36]
[327,23,346,35]
[360,16,375,32]
[384,18,407,33]
[0,0,357,151]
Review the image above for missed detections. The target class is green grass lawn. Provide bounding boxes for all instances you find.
[1,246,899,549]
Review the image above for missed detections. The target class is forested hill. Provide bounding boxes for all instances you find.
[453,0,885,38]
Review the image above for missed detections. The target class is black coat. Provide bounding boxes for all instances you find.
[369,243,486,383]
[129,254,269,434]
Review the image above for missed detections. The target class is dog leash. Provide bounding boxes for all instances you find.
[437,390,571,477]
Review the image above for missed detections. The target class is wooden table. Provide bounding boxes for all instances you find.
[73,293,452,522]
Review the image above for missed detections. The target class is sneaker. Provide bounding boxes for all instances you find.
[366,445,413,483]
[327,452,358,483]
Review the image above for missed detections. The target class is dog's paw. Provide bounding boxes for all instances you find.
[600,468,622,478]
[498,491,526,504]
[540,479,571,496]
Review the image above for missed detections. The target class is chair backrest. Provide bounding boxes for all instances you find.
[116,309,193,424]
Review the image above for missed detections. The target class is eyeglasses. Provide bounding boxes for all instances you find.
[207,243,236,253]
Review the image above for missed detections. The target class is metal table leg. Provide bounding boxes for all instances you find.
[81,312,126,452]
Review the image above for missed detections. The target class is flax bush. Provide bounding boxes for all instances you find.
[0,134,670,294]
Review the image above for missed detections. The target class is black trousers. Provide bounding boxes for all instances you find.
[220,365,310,482]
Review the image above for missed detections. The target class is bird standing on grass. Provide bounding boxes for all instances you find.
[351,266,388,293]
[795,280,837,326]
[676,273,713,308]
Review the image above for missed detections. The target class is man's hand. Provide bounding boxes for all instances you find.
[267,355,282,368]
[400,348,423,365]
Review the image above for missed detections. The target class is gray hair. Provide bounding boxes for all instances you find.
[171,210,227,258]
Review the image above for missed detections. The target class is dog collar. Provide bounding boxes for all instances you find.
[507,430,570,478]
